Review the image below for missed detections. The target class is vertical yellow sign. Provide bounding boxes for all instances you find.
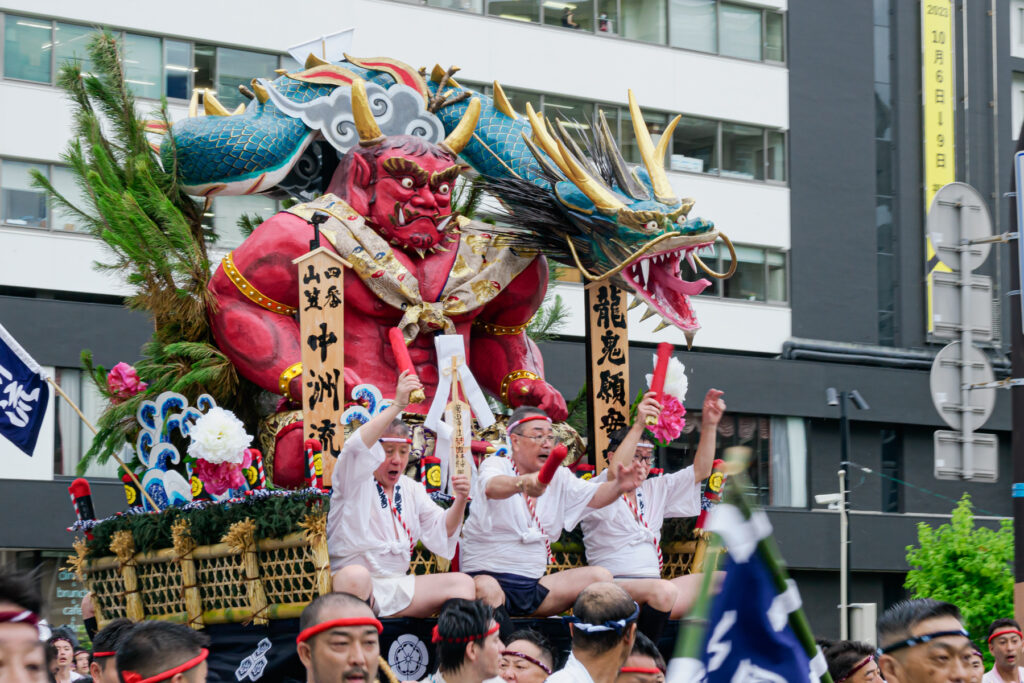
[922,0,956,333]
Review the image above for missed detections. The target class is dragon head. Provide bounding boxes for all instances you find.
[485,87,735,342]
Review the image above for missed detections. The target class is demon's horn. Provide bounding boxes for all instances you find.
[351,78,385,146]
[442,97,481,155]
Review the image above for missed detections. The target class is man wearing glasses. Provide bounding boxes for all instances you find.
[460,406,643,624]
[877,598,974,683]
[580,389,725,642]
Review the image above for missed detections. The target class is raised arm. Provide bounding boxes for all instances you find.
[357,371,423,447]
[605,392,661,482]
[587,459,643,508]
[693,389,726,481]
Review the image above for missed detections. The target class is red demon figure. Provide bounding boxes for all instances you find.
[208,80,567,487]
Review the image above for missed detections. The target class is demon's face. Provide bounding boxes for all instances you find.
[339,136,462,254]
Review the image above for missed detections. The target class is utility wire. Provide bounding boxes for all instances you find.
[841,460,1003,518]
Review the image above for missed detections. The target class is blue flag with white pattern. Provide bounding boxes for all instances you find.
[0,323,50,456]
[667,505,828,682]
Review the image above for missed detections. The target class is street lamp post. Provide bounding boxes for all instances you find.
[824,388,870,640]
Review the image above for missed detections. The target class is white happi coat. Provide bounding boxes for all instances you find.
[327,426,459,575]
[460,455,599,579]
[580,467,700,578]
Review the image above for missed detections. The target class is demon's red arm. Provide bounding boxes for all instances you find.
[468,255,568,421]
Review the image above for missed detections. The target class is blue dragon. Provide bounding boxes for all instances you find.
[161,55,735,341]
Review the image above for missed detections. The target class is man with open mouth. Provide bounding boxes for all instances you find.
[984,619,1024,683]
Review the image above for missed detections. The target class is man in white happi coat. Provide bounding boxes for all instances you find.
[329,370,476,617]
[460,405,642,620]
[580,388,724,642]
[547,583,639,683]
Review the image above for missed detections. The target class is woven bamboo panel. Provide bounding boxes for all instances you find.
[194,553,248,612]
[89,565,128,622]
[136,560,186,619]
[259,544,318,606]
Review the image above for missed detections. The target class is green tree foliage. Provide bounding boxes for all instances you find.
[31,31,260,472]
[904,493,1013,667]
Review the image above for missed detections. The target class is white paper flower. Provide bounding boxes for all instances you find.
[187,407,252,464]
[645,354,688,401]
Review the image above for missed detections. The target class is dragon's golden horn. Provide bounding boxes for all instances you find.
[493,81,517,119]
[628,89,680,205]
[554,137,627,214]
[251,78,269,104]
[525,103,565,168]
[442,97,481,155]
[351,78,385,146]
[203,90,232,116]
[693,232,738,279]
[188,89,200,118]
[305,52,330,69]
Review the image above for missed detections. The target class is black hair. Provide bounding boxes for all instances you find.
[508,406,548,435]
[48,626,79,651]
[506,629,558,671]
[383,419,412,440]
[987,618,1021,640]
[630,633,666,672]
[571,584,636,655]
[116,621,208,680]
[90,618,134,669]
[823,640,876,681]
[0,566,43,615]
[877,599,963,649]
[436,599,495,673]
[299,591,374,643]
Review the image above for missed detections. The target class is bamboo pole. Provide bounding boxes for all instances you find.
[46,376,159,511]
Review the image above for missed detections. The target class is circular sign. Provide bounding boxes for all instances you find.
[929,342,995,431]
[926,183,993,272]
[389,633,429,681]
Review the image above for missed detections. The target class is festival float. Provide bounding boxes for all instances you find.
[53,32,736,681]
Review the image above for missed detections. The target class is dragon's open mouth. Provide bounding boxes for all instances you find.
[620,243,715,332]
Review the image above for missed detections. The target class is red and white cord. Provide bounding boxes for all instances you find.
[622,492,662,571]
[510,461,554,563]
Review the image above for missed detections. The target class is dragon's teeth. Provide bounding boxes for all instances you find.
[640,259,650,288]
[686,251,697,272]
[398,207,406,226]
[435,216,452,232]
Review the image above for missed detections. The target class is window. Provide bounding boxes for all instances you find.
[217,48,278,110]
[880,427,902,512]
[724,244,766,301]
[427,0,484,11]
[719,3,761,61]
[53,368,120,478]
[621,0,667,45]
[49,165,87,232]
[543,1,595,31]
[620,109,668,165]
[54,22,95,75]
[769,417,807,507]
[209,195,279,249]
[4,14,53,83]
[1,160,48,228]
[670,116,717,173]
[764,10,785,62]
[669,0,716,53]
[123,33,162,100]
[689,243,788,303]
[164,39,192,100]
[487,0,541,23]
[764,130,786,181]
[1014,72,1024,139]
[721,122,763,179]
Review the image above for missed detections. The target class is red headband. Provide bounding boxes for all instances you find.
[92,651,116,659]
[502,650,553,675]
[121,648,208,683]
[0,610,38,626]
[507,415,551,434]
[620,667,664,675]
[297,617,384,644]
[432,622,499,644]
[988,628,1023,643]
[835,656,873,683]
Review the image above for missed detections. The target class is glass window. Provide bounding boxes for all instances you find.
[764,130,785,182]
[49,165,87,232]
[766,250,786,301]
[620,109,668,165]
[880,427,902,512]
[876,139,893,195]
[279,54,302,74]
[217,48,278,110]
[193,43,216,92]
[543,95,593,137]
[4,15,53,83]
[597,0,618,35]
[54,23,94,76]
[875,83,892,140]
[769,417,807,507]
[1,160,48,228]
[723,245,765,301]
[671,116,717,173]
[426,0,483,11]
[720,3,762,61]
[764,11,785,62]
[487,0,541,24]
[123,33,161,99]
[877,197,894,253]
[873,25,890,84]
[164,39,192,100]
[543,1,594,31]
[669,0,716,52]
[721,122,762,179]
[54,369,120,478]
[211,195,278,249]
[621,0,666,45]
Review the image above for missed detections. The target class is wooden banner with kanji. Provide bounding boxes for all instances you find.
[584,282,630,473]
[293,247,348,486]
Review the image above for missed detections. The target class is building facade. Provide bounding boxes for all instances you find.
[0,0,1015,639]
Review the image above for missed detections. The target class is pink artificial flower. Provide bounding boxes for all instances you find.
[649,395,687,443]
[107,362,148,403]
[194,450,252,496]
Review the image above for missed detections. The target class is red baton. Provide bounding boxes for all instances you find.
[388,327,425,403]
[646,343,673,425]
[538,443,568,484]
